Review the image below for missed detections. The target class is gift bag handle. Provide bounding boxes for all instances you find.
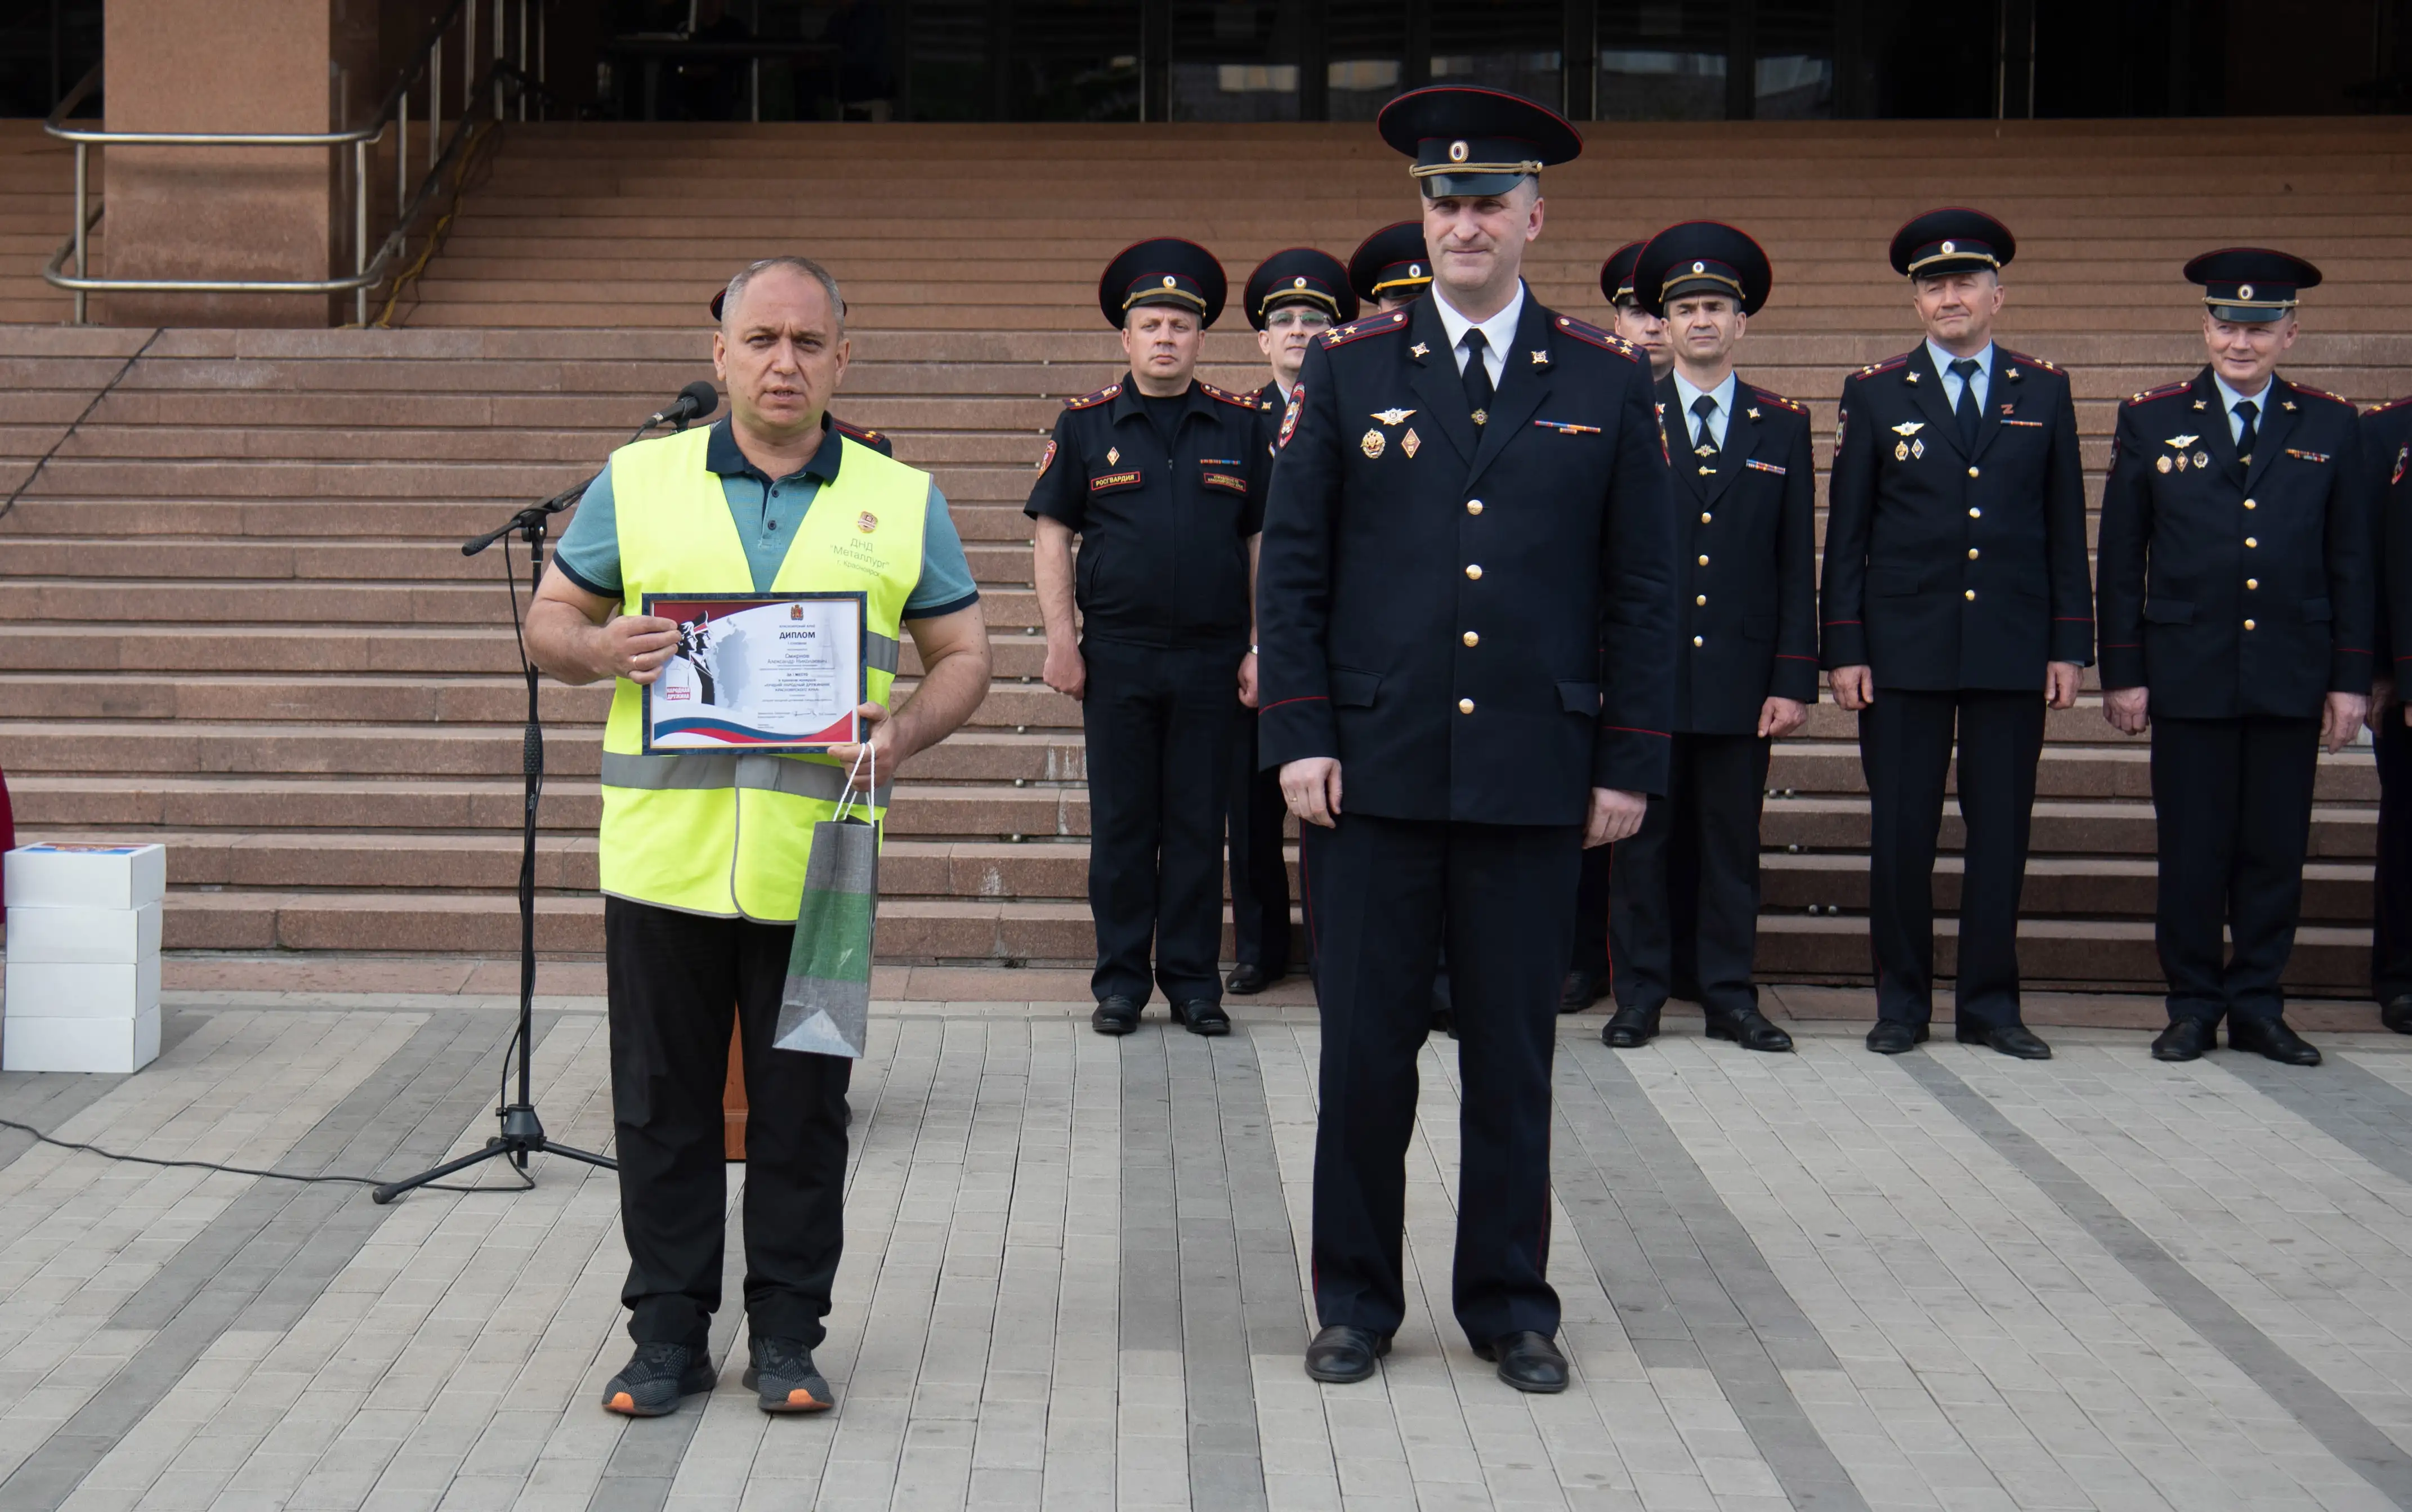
[833,737,874,825]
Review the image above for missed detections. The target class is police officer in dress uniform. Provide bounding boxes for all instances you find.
[1563,238,1677,1012]
[1028,239,1270,1037]
[1600,223,1815,1054]
[1259,86,1676,1393]
[2098,250,2374,1065]
[1226,249,1360,996]
[1349,221,1435,314]
[1821,208,2092,1060]
[2370,393,2412,1032]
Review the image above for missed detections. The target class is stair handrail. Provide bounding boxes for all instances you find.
[39,0,543,325]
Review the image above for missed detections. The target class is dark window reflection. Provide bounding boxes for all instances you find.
[1326,0,1406,119]
[1599,1,1727,120]
[1170,1,1299,120]
[1754,0,1833,117]
[1431,0,1563,105]
[909,0,1138,120]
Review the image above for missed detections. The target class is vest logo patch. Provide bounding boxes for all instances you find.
[857,511,879,533]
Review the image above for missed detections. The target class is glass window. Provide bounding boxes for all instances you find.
[1598,0,1727,120]
[1325,0,1407,119]
[1169,1,1299,120]
[907,0,1139,121]
[1430,0,1563,105]
[1753,0,1834,118]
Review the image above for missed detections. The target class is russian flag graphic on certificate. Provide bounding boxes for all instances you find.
[641,592,867,753]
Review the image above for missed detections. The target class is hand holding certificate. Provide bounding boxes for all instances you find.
[641,592,869,753]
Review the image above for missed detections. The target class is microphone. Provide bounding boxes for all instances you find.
[645,381,721,431]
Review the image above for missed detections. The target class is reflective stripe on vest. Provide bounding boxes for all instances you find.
[597,424,928,921]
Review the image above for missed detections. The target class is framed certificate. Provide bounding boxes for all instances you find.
[640,591,868,754]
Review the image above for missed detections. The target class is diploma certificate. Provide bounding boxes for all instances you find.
[640,592,867,753]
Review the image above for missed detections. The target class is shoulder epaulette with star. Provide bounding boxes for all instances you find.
[1851,353,1911,379]
[1064,381,1122,410]
[2123,379,2191,408]
[2286,381,2353,409]
[1741,382,1808,415]
[1196,380,1259,410]
[1549,314,1639,361]
[1320,310,1411,350]
[2366,394,2412,417]
[1998,347,2060,374]
[831,417,893,457]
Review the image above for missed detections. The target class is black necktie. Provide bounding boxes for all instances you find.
[1461,329,1492,424]
[1950,357,1982,451]
[1691,393,1720,456]
[2235,399,2258,463]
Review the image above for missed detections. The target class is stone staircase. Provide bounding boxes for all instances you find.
[6,117,2411,992]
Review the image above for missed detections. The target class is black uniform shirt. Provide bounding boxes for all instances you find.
[2366,396,2412,686]
[1820,343,2094,690]
[1655,373,1820,732]
[1025,374,1270,650]
[2098,369,2372,718]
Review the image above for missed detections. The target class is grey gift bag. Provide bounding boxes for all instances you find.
[774,748,880,1058]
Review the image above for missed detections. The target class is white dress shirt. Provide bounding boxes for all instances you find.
[1670,369,1739,450]
[2212,372,2274,445]
[1926,338,1995,415]
[1432,281,1525,390]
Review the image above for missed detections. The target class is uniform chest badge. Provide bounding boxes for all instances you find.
[1105,446,1120,466]
[2172,453,2188,471]
[1530,350,1549,366]
[1372,408,1415,426]
[2165,434,2198,449]
[2157,455,2173,473]
[1360,428,1386,459]
[1891,421,1924,435]
[1402,428,1421,459]
[1745,407,1761,420]
[857,511,878,534]
[2195,451,2211,468]
[1410,342,1430,359]
[1895,437,1924,460]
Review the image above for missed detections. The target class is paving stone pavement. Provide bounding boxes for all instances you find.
[1,993,2411,1508]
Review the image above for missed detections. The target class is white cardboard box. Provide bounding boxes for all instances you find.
[3,958,163,1019]
[2,1006,160,1074]
[4,844,167,911]
[4,902,162,964]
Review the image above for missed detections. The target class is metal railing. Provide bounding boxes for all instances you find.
[41,0,550,325]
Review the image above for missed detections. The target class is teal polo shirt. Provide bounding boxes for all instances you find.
[553,417,980,619]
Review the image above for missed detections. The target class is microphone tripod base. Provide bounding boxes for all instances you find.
[371,1103,615,1205]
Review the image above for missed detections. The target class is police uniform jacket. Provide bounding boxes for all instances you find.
[2097,370,2373,718]
[1656,374,1819,732]
[2366,396,2412,686]
[1820,345,2093,688]
[1256,292,1677,826]
[1024,374,1269,650]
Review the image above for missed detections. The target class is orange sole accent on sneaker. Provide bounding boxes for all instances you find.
[785,1389,831,1410]
[606,1392,636,1413]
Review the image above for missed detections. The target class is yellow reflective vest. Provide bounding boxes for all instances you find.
[596,424,928,920]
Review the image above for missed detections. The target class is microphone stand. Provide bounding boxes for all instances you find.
[374,404,705,1203]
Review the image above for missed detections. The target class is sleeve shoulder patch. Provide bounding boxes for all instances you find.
[2122,379,2191,408]
[1320,311,1412,350]
[1551,315,1639,361]
[1743,382,1808,415]
[1065,382,1122,411]
[1196,380,1259,410]
[1851,353,1911,381]
[1998,346,2060,374]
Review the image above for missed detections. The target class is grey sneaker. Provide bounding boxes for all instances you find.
[743,1334,835,1413]
[601,1341,714,1416]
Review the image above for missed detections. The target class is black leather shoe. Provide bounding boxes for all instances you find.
[1475,1331,1569,1394]
[1226,962,1282,995]
[1704,1006,1793,1053]
[1602,1004,1659,1048]
[1559,969,1606,1013]
[1091,996,1142,1036]
[2384,995,2412,1035]
[2229,1016,2321,1066]
[1957,1019,2052,1059]
[1171,999,1231,1036]
[1865,1021,1928,1055]
[2151,1018,2214,1061]
[1303,1325,1390,1384]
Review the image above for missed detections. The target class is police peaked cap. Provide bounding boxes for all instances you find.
[2185,247,2321,323]
[1098,238,1229,328]
[1598,240,1648,308]
[1243,247,1357,330]
[1636,222,1772,318]
[1376,85,1582,198]
[1889,207,2016,279]
[1348,222,1433,304]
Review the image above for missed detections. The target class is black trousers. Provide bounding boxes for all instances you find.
[1226,703,1292,974]
[1082,637,1241,1005]
[2376,712,2412,1009]
[1301,813,1578,1344]
[1860,688,2045,1027]
[2152,715,2321,1026]
[605,896,851,1352]
[1568,843,1614,977]
[1610,733,1771,1016]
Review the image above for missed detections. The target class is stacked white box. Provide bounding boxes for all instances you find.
[4,844,167,1073]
